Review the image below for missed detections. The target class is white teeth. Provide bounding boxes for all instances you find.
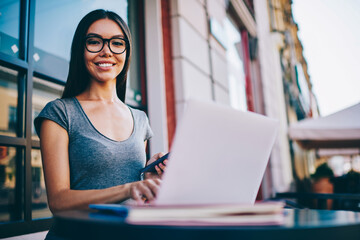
[98,63,113,67]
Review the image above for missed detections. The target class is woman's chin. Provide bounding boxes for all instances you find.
[92,75,118,83]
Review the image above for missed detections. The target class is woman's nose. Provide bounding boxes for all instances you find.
[100,41,112,56]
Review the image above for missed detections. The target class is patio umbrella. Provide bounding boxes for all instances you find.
[288,102,360,149]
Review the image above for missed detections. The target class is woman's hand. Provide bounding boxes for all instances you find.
[129,178,161,205]
[144,152,168,179]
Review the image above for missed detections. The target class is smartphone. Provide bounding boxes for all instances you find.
[141,153,170,173]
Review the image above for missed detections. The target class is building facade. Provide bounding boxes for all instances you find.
[255,0,319,192]
[0,0,317,237]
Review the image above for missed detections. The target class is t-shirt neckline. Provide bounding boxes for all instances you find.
[73,97,136,143]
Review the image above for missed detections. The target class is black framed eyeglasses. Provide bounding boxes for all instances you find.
[85,36,128,54]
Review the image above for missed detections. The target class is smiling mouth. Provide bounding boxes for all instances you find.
[96,63,116,67]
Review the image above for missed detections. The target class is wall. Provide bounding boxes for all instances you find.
[170,0,230,121]
[144,0,230,155]
[254,0,294,193]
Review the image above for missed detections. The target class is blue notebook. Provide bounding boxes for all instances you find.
[89,204,129,217]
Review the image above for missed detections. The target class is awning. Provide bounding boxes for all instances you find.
[316,148,360,157]
[288,103,360,149]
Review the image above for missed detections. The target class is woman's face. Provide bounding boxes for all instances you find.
[84,18,126,84]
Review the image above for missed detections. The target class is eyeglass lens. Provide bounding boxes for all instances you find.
[85,37,126,54]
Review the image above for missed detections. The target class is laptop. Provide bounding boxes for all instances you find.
[90,99,279,212]
[154,99,279,205]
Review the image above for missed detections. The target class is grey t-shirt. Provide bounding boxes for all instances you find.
[34,98,153,190]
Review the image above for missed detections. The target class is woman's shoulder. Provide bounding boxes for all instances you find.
[36,98,79,124]
[127,106,153,139]
[42,97,79,113]
[34,98,75,137]
[127,106,148,120]
[40,98,64,113]
[43,97,73,108]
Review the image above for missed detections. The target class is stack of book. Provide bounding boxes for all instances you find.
[90,202,285,226]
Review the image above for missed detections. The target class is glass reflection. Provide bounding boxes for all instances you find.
[31,149,51,219]
[0,66,19,137]
[32,77,64,140]
[0,146,23,222]
[0,0,21,58]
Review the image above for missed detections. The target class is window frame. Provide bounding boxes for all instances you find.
[0,0,146,237]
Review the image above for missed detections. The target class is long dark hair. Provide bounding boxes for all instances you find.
[62,9,132,102]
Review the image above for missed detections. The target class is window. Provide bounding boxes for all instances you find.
[225,17,248,111]
[0,0,144,237]
[8,106,17,133]
[0,146,23,223]
[0,0,21,58]
[32,77,64,140]
[31,149,50,220]
[0,66,19,137]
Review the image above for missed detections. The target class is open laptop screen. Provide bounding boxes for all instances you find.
[155,99,279,205]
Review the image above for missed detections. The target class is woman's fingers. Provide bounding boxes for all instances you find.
[147,152,166,165]
[152,178,161,185]
[160,160,168,169]
[130,185,143,204]
[137,182,155,201]
[145,179,161,198]
[155,165,162,175]
[130,179,162,204]
[155,160,168,175]
[145,153,168,179]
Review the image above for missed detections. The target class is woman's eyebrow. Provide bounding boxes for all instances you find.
[86,33,125,38]
[112,34,125,38]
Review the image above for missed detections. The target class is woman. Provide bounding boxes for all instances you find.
[35,9,166,217]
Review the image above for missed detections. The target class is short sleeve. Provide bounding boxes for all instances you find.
[144,113,154,141]
[34,99,69,137]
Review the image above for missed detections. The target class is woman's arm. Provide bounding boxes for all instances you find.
[40,120,160,213]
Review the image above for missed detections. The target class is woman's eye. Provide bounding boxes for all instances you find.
[111,40,125,46]
[87,39,101,45]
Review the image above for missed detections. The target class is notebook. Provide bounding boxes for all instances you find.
[89,201,285,226]
[154,99,279,205]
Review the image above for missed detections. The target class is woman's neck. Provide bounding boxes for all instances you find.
[77,80,120,103]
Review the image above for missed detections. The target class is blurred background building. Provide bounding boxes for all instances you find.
[0,0,327,237]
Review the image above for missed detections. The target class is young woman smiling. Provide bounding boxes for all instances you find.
[34,9,167,240]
